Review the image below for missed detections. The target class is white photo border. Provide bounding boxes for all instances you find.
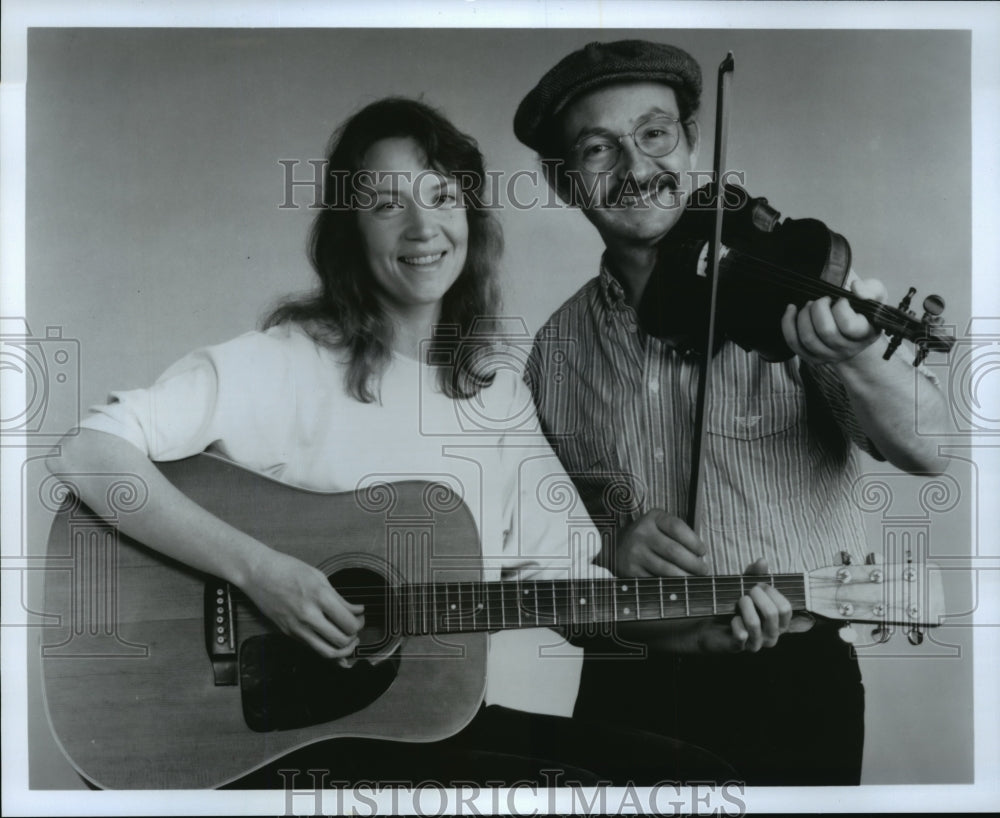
[2,1,998,815]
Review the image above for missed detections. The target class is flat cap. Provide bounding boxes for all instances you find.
[514,39,702,155]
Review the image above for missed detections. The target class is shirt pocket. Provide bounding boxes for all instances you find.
[706,391,805,441]
[703,391,809,535]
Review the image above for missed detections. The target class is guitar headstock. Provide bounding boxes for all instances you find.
[805,557,945,633]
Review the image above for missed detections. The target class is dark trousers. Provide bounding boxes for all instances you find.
[225,705,735,789]
[573,624,865,786]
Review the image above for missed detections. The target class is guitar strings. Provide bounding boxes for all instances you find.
[286,572,909,637]
[304,576,812,632]
[305,576,808,601]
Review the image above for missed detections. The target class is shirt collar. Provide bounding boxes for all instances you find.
[597,255,629,310]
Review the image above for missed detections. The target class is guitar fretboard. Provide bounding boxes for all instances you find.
[393,574,808,635]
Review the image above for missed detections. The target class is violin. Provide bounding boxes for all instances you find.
[667,53,956,532]
[638,182,956,367]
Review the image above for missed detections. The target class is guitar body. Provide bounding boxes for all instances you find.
[40,454,486,789]
[39,454,947,788]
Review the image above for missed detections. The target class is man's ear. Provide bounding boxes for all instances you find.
[541,158,577,208]
[685,120,701,170]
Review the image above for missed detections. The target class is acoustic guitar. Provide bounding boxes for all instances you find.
[39,454,945,788]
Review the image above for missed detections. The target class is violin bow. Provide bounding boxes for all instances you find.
[686,52,735,530]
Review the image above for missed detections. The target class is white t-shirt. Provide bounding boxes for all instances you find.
[80,323,611,715]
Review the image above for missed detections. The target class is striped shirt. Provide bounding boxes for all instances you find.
[525,260,881,575]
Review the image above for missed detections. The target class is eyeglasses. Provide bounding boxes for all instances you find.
[569,115,688,173]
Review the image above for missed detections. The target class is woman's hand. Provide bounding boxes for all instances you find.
[242,549,365,660]
[46,430,366,663]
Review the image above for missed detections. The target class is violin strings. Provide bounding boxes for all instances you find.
[669,242,951,351]
[712,250,921,336]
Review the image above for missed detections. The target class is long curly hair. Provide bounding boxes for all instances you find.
[264,97,503,402]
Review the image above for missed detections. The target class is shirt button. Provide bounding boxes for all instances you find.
[653,448,665,463]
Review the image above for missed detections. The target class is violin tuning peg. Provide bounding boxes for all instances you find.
[912,294,947,368]
[898,287,917,313]
[884,336,902,361]
[907,627,924,647]
[884,287,918,362]
[922,295,945,321]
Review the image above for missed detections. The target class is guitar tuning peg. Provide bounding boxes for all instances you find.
[838,624,858,644]
[871,625,892,644]
[907,627,924,646]
[839,551,852,565]
[864,552,880,565]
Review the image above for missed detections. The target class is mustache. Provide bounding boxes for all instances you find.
[608,170,681,207]
[564,169,685,209]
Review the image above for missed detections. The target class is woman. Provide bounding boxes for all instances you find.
[47,98,730,787]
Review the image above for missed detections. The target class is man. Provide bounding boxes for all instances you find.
[514,39,948,785]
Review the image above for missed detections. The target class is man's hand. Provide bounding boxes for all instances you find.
[613,510,709,577]
[780,270,948,475]
[694,558,814,653]
[781,274,886,366]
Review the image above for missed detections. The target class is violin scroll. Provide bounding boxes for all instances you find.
[882,287,952,367]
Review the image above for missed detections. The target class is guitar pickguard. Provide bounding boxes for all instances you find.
[239,633,401,732]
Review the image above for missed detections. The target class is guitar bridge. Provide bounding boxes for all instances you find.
[204,579,238,686]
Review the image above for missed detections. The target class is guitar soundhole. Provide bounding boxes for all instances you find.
[329,566,399,658]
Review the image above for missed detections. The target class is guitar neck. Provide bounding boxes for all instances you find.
[392,574,807,635]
